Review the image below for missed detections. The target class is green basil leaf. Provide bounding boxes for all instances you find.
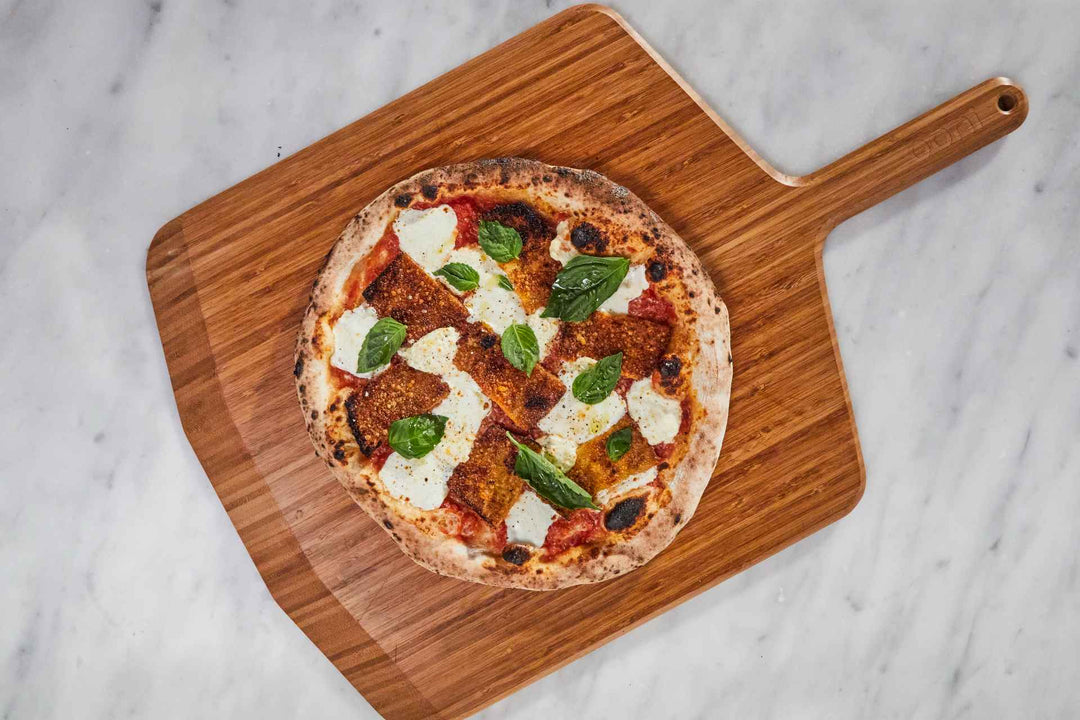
[497,274,514,291]
[541,255,629,322]
[357,317,407,373]
[572,352,623,405]
[434,262,480,292]
[605,427,633,462]
[507,433,598,510]
[387,414,448,459]
[478,220,523,262]
[501,323,539,376]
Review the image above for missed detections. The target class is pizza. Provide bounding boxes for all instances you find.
[295,158,732,590]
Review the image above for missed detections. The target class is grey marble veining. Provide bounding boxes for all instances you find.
[1,1,1077,718]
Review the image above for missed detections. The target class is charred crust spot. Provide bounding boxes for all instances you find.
[484,202,549,241]
[479,333,497,349]
[659,355,682,380]
[688,291,696,299]
[297,384,306,394]
[728,353,733,364]
[383,519,393,530]
[542,174,553,182]
[647,261,667,282]
[392,532,401,542]
[333,447,346,462]
[605,496,646,531]
[556,167,571,177]
[394,193,411,208]
[421,184,438,201]
[293,356,304,378]
[674,513,682,523]
[310,410,318,420]
[524,395,551,410]
[502,546,531,566]
[651,227,661,239]
[499,166,510,184]
[657,461,669,471]
[570,222,607,252]
[715,306,722,314]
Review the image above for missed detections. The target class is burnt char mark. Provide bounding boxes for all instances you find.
[479,332,497,349]
[647,260,667,282]
[333,447,346,463]
[570,222,607,252]
[293,356,304,378]
[604,496,646,531]
[394,193,412,208]
[502,545,531,566]
[421,184,438,201]
[658,356,682,379]
[344,394,375,455]
[524,395,549,410]
[673,513,682,524]
[383,519,393,529]
[483,202,550,242]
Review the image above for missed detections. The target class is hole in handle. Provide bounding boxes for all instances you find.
[997,92,1018,113]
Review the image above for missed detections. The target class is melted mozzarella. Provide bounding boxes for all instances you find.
[595,466,658,506]
[382,327,490,510]
[538,433,578,471]
[466,285,526,334]
[548,220,578,265]
[330,305,384,378]
[400,326,459,375]
[627,378,681,445]
[527,307,560,360]
[598,263,648,314]
[505,489,558,547]
[538,358,626,448]
[393,205,457,272]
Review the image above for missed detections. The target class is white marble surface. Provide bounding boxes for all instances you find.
[2,0,1078,717]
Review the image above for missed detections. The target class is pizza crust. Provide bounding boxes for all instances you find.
[296,158,732,590]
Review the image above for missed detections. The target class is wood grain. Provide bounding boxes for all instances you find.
[146,5,1027,718]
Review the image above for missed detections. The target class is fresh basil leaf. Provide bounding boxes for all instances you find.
[478,220,523,262]
[572,352,623,405]
[605,427,632,462]
[506,433,598,510]
[541,255,630,322]
[501,323,539,376]
[357,317,407,373]
[497,274,514,291]
[388,414,448,459]
[434,262,480,292]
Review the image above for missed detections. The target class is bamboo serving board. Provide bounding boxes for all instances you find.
[146,5,1027,718]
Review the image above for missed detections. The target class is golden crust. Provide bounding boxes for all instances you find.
[295,158,732,590]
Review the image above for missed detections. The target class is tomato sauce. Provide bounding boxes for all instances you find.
[329,366,365,390]
[543,509,604,556]
[412,195,495,248]
[370,444,392,471]
[439,498,508,553]
[628,287,676,324]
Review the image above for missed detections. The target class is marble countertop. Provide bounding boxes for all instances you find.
[3,1,1078,717]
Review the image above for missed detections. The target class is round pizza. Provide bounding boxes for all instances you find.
[295,158,731,590]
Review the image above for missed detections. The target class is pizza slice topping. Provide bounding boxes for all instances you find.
[446,422,523,524]
[548,311,672,380]
[570,417,658,496]
[344,362,450,455]
[363,252,470,341]
[626,377,682,445]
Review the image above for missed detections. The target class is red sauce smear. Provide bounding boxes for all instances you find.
[544,509,604,557]
[370,444,392,471]
[628,287,676,324]
[614,376,633,396]
[439,498,507,553]
[341,229,399,310]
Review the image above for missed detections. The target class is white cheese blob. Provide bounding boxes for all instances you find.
[466,285,527,334]
[548,220,578,265]
[505,489,558,547]
[382,327,491,511]
[538,358,626,448]
[330,305,384,378]
[598,263,648,314]
[527,307,560,360]
[595,466,658,506]
[393,205,457,273]
[400,326,459,375]
[627,378,682,445]
[538,433,578,471]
